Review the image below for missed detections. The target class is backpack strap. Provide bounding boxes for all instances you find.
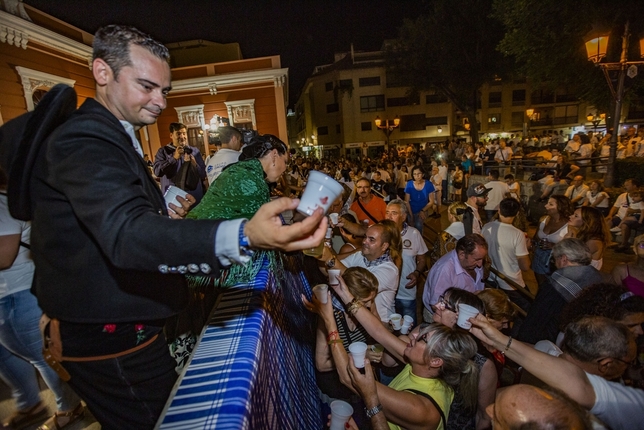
[405,388,447,427]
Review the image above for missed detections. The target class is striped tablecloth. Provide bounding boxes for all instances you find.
[157,255,322,429]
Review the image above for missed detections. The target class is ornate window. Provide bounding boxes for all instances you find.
[15,67,75,111]
[224,99,256,130]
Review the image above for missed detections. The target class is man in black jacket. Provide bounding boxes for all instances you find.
[9,25,325,429]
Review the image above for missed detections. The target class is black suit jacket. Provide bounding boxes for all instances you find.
[29,98,222,323]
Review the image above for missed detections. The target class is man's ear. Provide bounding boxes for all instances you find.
[596,357,612,376]
[92,58,112,86]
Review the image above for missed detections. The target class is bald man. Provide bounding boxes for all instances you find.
[488,384,592,429]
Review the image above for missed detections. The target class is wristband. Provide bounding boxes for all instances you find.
[365,404,383,419]
[501,336,513,355]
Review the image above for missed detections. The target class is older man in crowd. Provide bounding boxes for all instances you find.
[564,175,589,208]
[318,222,399,321]
[515,238,608,344]
[385,199,427,325]
[422,234,487,322]
[350,178,387,226]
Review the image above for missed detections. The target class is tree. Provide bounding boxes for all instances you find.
[385,0,510,142]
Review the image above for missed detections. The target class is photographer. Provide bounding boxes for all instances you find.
[154,122,207,203]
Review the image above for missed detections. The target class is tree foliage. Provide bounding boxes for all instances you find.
[492,0,644,116]
[385,0,510,141]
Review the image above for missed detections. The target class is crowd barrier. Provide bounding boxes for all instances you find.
[157,254,322,429]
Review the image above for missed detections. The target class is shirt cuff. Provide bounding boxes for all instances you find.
[215,219,251,266]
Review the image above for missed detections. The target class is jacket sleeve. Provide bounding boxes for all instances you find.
[153,146,179,179]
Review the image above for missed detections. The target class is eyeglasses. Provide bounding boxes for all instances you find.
[438,295,457,313]
[596,356,638,367]
[416,332,429,343]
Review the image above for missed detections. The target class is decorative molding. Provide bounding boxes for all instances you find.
[174,104,205,128]
[224,99,256,130]
[208,83,217,95]
[0,10,92,61]
[171,68,288,94]
[15,66,75,111]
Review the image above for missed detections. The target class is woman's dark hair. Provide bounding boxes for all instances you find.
[549,194,574,218]
[444,287,486,315]
[239,134,288,161]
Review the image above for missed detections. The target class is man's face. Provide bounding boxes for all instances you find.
[573,176,584,187]
[356,180,372,199]
[624,180,636,192]
[362,225,388,261]
[373,172,381,181]
[385,204,405,229]
[171,127,188,147]
[98,44,171,128]
[458,245,487,270]
[475,195,488,208]
[573,134,580,142]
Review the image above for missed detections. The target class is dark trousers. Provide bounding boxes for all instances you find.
[64,332,177,430]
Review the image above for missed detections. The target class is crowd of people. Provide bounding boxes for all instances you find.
[1,22,643,430]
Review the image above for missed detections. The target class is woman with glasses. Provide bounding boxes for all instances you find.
[429,288,498,430]
[612,234,644,298]
[303,279,478,430]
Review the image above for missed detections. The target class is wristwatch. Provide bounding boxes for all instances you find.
[238,220,254,257]
[326,257,336,269]
[365,404,383,418]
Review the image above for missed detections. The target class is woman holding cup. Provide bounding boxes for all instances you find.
[303,276,479,430]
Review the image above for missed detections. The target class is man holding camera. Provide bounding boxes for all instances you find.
[154,122,207,203]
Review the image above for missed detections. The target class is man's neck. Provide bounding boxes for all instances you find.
[360,194,373,204]
[498,215,514,224]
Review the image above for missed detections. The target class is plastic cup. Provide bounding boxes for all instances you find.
[389,313,402,330]
[312,284,328,304]
[457,303,480,329]
[328,269,341,286]
[296,170,344,216]
[302,237,324,257]
[370,344,384,354]
[400,315,414,334]
[329,400,354,430]
[329,212,339,225]
[163,185,187,212]
[348,341,367,368]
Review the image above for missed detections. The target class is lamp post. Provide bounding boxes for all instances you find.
[585,22,644,186]
[586,112,604,133]
[524,108,534,138]
[374,115,400,152]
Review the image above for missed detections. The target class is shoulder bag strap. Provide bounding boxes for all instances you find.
[356,198,379,224]
[406,388,446,427]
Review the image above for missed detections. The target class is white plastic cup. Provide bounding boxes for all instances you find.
[457,303,480,329]
[328,269,341,286]
[163,185,187,212]
[312,284,328,304]
[389,313,402,330]
[329,212,339,225]
[400,315,414,334]
[296,170,344,216]
[329,400,354,430]
[348,341,368,369]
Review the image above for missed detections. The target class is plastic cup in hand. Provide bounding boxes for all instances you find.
[329,400,354,430]
[389,313,402,330]
[312,284,328,304]
[370,344,384,354]
[348,341,368,369]
[163,185,187,212]
[328,269,341,286]
[457,303,480,329]
[302,237,324,257]
[296,170,344,216]
[329,212,339,225]
[400,315,414,334]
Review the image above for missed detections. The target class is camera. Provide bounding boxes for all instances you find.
[241,129,258,146]
[182,146,193,155]
[164,143,177,155]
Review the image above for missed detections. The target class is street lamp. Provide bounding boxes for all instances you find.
[584,22,644,186]
[586,112,604,133]
[524,108,534,137]
[374,115,401,150]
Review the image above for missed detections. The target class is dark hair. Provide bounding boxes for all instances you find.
[217,126,242,144]
[499,197,520,217]
[488,169,500,180]
[444,287,486,314]
[625,178,640,188]
[455,233,488,254]
[548,194,574,218]
[93,25,169,80]
[239,134,287,161]
[575,207,611,243]
[504,174,514,181]
[411,166,425,177]
[169,122,186,133]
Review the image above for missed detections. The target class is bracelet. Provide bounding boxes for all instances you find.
[501,336,513,355]
[326,330,339,342]
[346,298,363,315]
[327,339,343,345]
[365,404,383,419]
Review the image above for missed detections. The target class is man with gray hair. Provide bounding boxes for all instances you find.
[385,199,427,325]
[205,125,243,184]
[516,238,609,344]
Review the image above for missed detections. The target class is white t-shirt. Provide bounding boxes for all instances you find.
[396,227,428,301]
[565,184,590,205]
[205,149,241,184]
[613,193,643,219]
[342,252,399,321]
[585,191,610,208]
[484,181,510,211]
[0,194,34,298]
[438,165,448,182]
[587,372,644,430]
[482,221,529,290]
[508,182,520,200]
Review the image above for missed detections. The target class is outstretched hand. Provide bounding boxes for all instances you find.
[329,274,353,305]
[347,358,379,404]
[245,198,327,252]
[468,313,504,348]
[168,194,196,219]
[301,290,334,323]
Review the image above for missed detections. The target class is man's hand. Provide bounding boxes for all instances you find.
[168,194,196,219]
[245,198,327,252]
[404,272,418,288]
[347,358,379,405]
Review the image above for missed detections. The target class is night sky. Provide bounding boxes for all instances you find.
[25,0,428,106]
